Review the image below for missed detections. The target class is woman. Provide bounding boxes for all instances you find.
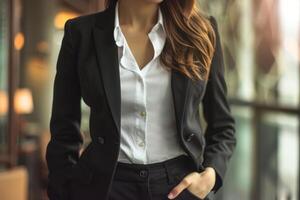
[46,0,237,199]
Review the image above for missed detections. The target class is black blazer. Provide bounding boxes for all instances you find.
[45,2,237,200]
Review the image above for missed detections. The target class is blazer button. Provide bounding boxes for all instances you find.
[185,133,195,142]
[97,136,105,144]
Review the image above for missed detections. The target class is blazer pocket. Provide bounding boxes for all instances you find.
[183,188,202,200]
[69,143,95,185]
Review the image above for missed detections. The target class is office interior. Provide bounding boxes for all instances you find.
[0,0,299,199]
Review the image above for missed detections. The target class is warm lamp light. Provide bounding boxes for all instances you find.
[54,11,78,29]
[0,90,8,116]
[14,32,25,50]
[14,88,33,114]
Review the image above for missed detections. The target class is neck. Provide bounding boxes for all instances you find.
[118,0,159,32]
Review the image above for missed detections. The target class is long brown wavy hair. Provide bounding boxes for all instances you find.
[105,0,216,81]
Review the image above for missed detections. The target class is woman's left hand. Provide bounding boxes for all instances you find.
[167,167,216,199]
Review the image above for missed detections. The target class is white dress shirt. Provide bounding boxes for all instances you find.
[113,1,188,164]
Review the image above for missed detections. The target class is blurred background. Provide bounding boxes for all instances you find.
[0,0,299,199]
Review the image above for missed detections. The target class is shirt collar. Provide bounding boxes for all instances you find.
[113,1,165,47]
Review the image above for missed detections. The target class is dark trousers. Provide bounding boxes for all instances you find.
[108,154,212,200]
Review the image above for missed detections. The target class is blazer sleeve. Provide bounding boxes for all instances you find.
[201,15,237,194]
[45,19,83,199]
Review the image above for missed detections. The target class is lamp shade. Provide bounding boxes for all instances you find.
[14,88,33,114]
[0,90,8,116]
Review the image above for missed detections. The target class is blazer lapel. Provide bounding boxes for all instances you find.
[92,2,190,137]
[92,4,121,135]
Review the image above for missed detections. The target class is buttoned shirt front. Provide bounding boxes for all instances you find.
[113,1,188,164]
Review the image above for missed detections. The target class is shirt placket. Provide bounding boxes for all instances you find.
[119,35,148,164]
[133,72,147,164]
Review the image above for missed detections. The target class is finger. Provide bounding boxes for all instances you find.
[167,177,191,199]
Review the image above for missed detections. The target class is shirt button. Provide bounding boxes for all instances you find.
[138,141,145,147]
[140,111,146,117]
[185,133,195,142]
[139,170,148,177]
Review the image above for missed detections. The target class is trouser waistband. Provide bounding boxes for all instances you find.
[113,154,196,184]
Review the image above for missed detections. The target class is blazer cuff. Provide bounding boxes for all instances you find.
[202,155,226,193]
